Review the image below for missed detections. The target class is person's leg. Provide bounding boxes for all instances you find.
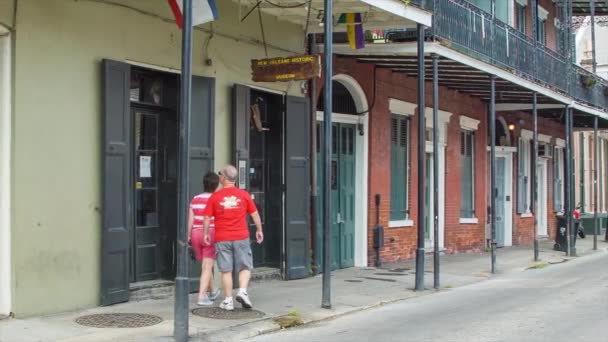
[221,271,233,298]
[238,269,251,290]
[198,258,214,298]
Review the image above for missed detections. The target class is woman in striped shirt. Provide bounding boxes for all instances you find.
[188,172,221,305]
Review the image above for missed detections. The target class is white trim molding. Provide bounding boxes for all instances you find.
[538,6,549,20]
[360,0,433,27]
[538,133,552,144]
[460,115,481,131]
[0,32,12,316]
[515,0,528,6]
[389,98,415,117]
[389,219,414,228]
[459,217,479,224]
[556,138,566,147]
[521,129,534,140]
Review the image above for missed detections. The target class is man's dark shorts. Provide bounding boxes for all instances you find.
[215,238,253,273]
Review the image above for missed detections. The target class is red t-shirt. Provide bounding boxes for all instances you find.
[201,186,258,242]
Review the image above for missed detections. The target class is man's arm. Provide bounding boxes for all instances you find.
[251,211,264,244]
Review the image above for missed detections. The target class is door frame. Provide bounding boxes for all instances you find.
[495,148,515,247]
[316,112,368,266]
[0,28,12,316]
[537,158,549,236]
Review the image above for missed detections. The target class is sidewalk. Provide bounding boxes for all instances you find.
[1,238,606,342]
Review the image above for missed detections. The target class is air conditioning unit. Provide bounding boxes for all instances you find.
[539,143,553,158]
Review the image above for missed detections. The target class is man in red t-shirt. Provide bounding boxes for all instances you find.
[202,165,263,311]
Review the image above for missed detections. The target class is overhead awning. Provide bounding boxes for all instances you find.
[233,0,432,32]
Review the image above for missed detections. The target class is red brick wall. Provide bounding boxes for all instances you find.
[326,57,488,265]
[498,111,566,244]
[523,0,559,51]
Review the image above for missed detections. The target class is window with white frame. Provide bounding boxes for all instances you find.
[553,142,565,213]
[537,5,549,45]
[515,0,527,33]
[517,132,532,214]
[459,116,480,221]
[388,99,415,226]
[390,114,410,222]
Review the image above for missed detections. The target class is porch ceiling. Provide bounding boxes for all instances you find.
[345,55,561,105]
[232,0,430,32]
[572,1,608,16]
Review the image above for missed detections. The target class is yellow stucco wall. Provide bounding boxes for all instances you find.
[12,0,304,317]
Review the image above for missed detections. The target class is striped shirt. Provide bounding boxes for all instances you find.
[190,193,214,229]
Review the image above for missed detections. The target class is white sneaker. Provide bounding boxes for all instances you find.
[208,289,221,301]
[197,296,214,306]
[219,298,234,311]
[236,290,253,309]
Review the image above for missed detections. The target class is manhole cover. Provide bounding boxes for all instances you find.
[192,307,265,320]
[75,313,163,328]
[344,279,363,283]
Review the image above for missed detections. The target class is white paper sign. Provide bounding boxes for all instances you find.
[140,156,152,178]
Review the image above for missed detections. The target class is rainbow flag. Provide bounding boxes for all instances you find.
[338,13,365,50]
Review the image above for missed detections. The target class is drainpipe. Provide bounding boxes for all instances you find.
[532,92,539,261]
[594,116,598,250]
[432,53,440,289]
[591,0,597,73]
[174,0,193,340]
[321,0,333,310]
[490,75,497,274]
[415,23,427,292]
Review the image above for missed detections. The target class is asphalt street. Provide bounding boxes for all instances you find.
[251,249,608,342]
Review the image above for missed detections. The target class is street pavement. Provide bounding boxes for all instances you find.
[251,250,608,342]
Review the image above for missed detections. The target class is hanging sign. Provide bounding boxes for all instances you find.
[251,55,321,82]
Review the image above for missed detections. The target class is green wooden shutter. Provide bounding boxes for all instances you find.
[390,116,408,221]
[460,131,475,218]
[517,138,525,214]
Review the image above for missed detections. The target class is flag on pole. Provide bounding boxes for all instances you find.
[338,13,365,50]
[168,0,218,29]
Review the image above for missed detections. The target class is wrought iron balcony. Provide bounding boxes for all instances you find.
[405,0,608,111]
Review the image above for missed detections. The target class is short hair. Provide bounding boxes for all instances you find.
[220,165,238,183]
[203,172,220,193]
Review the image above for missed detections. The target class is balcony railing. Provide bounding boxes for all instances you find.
[571,65,608,110]
[406,0,608,111]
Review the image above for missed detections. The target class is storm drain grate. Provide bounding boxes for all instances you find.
[75,313,163,328]
[192,307,265,320]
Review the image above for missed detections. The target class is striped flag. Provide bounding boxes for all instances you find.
[338,13,365,50]
[168,0,218,28]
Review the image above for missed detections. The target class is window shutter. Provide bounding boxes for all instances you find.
[390,116,407,221]
[517,138,525,214]
[553,146,562,212]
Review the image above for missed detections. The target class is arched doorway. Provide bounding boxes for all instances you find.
[315,75,369,269]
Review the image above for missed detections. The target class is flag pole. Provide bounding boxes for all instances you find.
[174,0,193,340]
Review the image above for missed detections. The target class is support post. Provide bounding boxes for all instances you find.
[490,76,497,273]
[432,53,440,290]
[565,106,572,256]
[591,0,597,73]
[174,0,193,340]
[321,0,333,309]
[415,23,426,292]
[532,92,539,261]
[308,34,319,272]
[569,108,576,256]
[594,116,598,250]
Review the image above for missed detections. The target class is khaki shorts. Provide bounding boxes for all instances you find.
[215,238,253,273]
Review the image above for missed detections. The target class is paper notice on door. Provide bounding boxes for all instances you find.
[140,156,152,178]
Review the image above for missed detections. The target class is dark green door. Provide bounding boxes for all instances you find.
[316,122,356,270]
[496,156,506,247]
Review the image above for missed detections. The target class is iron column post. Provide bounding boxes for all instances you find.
[569,108,576,256]
[591,0,597,73]
[415,23,426,292]
[174,0,193,340]
[432,53,440,290]
[565,106,572,256]
[308,34,319,272]
[490,76,497,274]
[532,92,539,261]
[594,115,598,250]
[321,0,333,309]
